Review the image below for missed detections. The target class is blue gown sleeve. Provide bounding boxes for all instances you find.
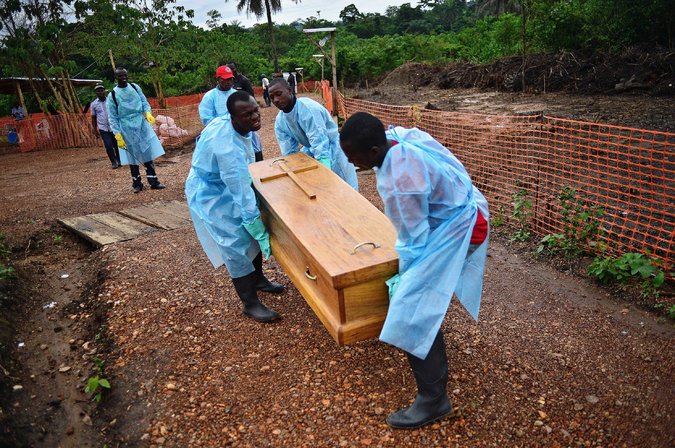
[274,115,299,155]
[198,91,215,126]
[216,136,260,226]
[382,148,432,273]
[106,92,120,135]
[134,84,152,114]
[300,107,332,160]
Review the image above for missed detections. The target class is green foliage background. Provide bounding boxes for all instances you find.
[0,0,673,115]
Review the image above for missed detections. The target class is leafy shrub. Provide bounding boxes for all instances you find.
[537,186,604,260]
[588,252,667,300]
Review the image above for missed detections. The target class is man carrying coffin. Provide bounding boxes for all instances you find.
[199,65,264,161]
[339,112,489,429]
[185,91,284,322]
[268,78,358,190]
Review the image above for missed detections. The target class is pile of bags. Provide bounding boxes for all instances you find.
[153,114,188,143]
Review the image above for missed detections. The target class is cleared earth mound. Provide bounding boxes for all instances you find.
[377,49,674,95]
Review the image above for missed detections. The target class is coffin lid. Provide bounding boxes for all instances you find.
[250,152,398,289]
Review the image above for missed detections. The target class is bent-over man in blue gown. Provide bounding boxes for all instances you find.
[186,91,285,322]
[340,112,489,430]
[268,78,358,189]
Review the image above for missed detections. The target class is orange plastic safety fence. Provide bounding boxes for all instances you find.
[152,103,203,148]
[8,113,98,152]
[337,95,674,269]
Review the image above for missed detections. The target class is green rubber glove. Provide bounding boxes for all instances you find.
[317,156,331,169]
[243,216,271,260]
[385,274,400,299]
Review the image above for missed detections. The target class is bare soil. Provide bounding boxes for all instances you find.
[0,95,673,447]
[354,55,675,132]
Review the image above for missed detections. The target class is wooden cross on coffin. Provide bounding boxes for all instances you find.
[259,158,318,199]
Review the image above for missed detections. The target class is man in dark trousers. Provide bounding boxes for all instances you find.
[90,85,121,169]
[107,67,166,193]
[287,71,296,94]
[227,61,255,97]
[186,91,284,322]
[339,112,489,429]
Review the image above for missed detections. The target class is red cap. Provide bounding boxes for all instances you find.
[215,65,234,80]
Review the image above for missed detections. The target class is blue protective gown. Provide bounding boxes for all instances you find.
[198,87,236,126]
[198,87,262,154]
[274,97,358,190]
[377,127,489,359]
[106,83,165,165]
[185,117,261,278]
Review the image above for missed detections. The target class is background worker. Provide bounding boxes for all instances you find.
[90,85,121,169]
[287,71,297,94]
[227,61,255,97]
[268,78,358,190]
[203,63,262,161]
[107,67,166,193]
[339,112,489,430]
[261,74,271,107]
[198,65,236,126]
[185,91,284,323]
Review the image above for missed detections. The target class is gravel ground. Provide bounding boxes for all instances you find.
[1,97,673,447]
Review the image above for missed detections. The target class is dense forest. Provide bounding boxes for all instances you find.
[0,0,673,115]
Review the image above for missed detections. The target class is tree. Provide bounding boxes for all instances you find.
[206,9,222,29]
[339,4,362,25]
[226,0,300,73]
[0,0,89,114]
[475,0,518,16]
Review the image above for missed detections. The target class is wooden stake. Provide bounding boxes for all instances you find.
[14,80,26,114]
[108,49,116,71]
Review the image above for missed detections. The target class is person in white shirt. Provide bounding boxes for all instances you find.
[90,85,121,169]
[261,74,271,107]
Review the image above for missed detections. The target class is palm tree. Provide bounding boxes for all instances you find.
[475,0,518,17]
[227,0,298,73]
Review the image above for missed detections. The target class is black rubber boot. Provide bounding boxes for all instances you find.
[232,271,281,322]
[144,162,166,190]
[130,165,144,193]
[252,252,285,294]
[386,331,452,429]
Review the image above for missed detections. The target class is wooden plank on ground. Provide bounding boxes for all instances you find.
[88,212,158,239]
[58,215,135,247]
[146,200,191,221]
[119,204,190,230]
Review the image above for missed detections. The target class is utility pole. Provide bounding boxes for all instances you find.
[330,29,337,114]
[303,27,339,116]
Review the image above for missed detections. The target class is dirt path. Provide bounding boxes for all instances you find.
[1,97,673,447]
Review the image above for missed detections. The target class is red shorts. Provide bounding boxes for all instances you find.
[470,210,488,245]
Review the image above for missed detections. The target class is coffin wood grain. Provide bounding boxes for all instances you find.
[250,152,398,344]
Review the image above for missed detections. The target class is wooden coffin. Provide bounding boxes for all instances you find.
[250,152,399,345]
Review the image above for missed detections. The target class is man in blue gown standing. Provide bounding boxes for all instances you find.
[186,91,284,322]
[199,65,264,162]
[107,67,166,193]
[340,112,489,429]
[198,65,236,126]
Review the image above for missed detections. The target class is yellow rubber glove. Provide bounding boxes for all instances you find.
[115,132,126,149]
[145,111,156,126]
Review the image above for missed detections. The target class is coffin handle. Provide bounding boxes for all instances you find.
[350,241,381,254]
[270,158,286,166]
[304,266,317,281]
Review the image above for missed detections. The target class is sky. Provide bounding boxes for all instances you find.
[175,0,420,28]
